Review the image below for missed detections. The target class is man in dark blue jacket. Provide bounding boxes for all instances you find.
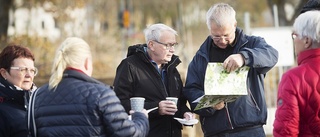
[183,3,278,137]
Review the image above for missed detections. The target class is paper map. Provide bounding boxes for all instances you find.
[193,63,249,110]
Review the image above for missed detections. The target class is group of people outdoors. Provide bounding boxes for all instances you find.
[0,1,319,137]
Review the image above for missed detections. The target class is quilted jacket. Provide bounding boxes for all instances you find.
[32,69,149,137]
[274,48,320,137]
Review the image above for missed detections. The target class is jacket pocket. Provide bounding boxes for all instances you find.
[246,88,260,111]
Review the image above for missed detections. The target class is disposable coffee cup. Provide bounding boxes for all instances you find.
[166,97,178,106]
[130,97,145,112]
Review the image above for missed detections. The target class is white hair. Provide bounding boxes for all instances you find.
[49,37,91,90]
[206,3,236,30]
[143,23,177,43]
[293,10,320,43]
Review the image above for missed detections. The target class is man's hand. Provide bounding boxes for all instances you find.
[183,112,196,120]
[213,101,225,110]
[158,100,177,115]
[129,109,149,118]
[223,54,245,72]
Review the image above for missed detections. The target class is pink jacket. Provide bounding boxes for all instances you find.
[273,49,320,137]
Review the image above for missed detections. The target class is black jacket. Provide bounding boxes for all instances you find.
[113,44,191,137]
[32,69,149,137]
[0,77,33,137]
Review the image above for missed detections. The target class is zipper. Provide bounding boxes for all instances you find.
[161,78,168,97]
[247,79,260,111]
[150,60,169,97]
[248,88,260,111]
[164,57,179,96]
[166,57,179,72]
[225,103,234,129]
[174,76,179,90]
[156,67,168,97]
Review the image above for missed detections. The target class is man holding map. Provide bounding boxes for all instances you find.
[183,3,278,137]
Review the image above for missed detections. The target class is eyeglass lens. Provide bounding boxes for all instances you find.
[10,67,38,76]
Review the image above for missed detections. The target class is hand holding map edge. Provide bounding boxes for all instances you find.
[213,101,225,110]
[193,63,249,111]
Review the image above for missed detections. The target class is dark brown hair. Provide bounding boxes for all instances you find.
[0,44,35,70]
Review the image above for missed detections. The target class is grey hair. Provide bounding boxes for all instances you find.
[293,10,320,43]
[206,3,236,30]
[49,37,91,90]
[143,23,178,43]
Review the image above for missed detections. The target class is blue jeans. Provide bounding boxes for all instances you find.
[209,126,266,137]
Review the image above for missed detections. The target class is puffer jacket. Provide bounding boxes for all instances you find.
[273,48,320,137]
[183,27,278,136]
[113,44,191,137]
[32,69,149,137]
[0,77,34,137]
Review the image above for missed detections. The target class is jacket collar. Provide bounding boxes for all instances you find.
[297,48,320,65]
[63,69,104,85]
[127,43,181,69]
[0,77,32,105]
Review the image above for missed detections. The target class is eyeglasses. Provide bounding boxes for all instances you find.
[153,40,178,50]
[10,67,38,76]
[291,32,298,40]
[211,29,234,42]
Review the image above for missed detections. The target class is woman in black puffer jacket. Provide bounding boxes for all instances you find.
[0,45,37,137]
[29,37,149,137]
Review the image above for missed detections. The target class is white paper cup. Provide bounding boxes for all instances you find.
[130,97,145,112]
[166,97,178,105]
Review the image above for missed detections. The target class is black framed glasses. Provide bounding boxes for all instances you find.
[153,40,178,50]
[10,67,38,76]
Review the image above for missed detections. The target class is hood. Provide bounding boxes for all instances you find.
[126,43,181,69]
[127,43,147,57]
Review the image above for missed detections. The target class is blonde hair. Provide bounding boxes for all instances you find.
[49,37,91,90]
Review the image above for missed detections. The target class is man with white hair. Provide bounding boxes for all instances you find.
[183,3,278,137]
[273,10,320,137]
[113,23,194,137]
